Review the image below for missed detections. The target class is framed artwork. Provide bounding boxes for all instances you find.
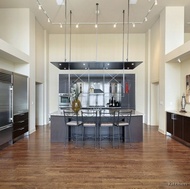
[186,75,190,104]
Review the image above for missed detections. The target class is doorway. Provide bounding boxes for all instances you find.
[151,83,159,126]
[36,82,43,126]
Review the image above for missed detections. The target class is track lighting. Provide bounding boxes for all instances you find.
[36,0,157,30]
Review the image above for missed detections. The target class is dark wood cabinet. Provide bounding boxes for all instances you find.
[13,112,28,142]
[59,74,69,93]
[62,73,135,109]
[183,117,190,143]
[173,114,183,138]
[166,112,190,146]
[166,112,173,134]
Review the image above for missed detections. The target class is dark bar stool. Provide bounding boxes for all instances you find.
[99,109,115,148]
[63,110,83,147]
[81,110,98,148]
[114,109,132,146]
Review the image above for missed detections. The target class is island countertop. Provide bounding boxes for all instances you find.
[51,108,143,117]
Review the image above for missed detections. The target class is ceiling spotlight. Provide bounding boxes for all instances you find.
[132,23,135,27]
[60,23,63,28]
[178,58,181,63]
[155,0,158,5]
[38,4,42,10]
[95,24,98,28]
[145,17,148,22]
[48,18,50,23]
[76,23,79,28]
[113,23,117,28]
[56,0,65,5]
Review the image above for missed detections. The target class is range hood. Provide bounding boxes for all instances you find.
[51,61,142,70]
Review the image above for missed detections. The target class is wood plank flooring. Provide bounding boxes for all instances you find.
[0,125,190,189]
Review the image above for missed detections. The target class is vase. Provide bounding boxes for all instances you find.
[72,99,81,113]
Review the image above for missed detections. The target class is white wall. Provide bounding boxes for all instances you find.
[0,8,37,133]
[35,20,45,83]
[181,59,190,112]
[165,7,184,54]
[49,33,146,120]
[0,9,30,55]
[150,19,160,83]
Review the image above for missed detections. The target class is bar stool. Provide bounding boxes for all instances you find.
[114,109,132,146]
[63,110,83,147]
[99,109,115,148]
[81,110,98,148]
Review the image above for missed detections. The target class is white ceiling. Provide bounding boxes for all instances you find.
[0,0,190,34]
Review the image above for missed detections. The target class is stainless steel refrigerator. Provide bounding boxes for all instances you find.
[0,70,13,146]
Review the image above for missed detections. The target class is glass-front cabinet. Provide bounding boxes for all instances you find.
[59,73,135,109]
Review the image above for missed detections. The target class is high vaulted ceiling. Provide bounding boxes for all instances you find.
[0,0,190,34]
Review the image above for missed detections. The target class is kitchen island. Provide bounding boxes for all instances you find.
[50,108,143,144]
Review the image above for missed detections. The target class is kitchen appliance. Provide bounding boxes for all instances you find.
[0,70,13,147]
[13,73,29,142]
[59,93,70,108]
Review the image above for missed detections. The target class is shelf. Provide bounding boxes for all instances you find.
[51,61,142,70]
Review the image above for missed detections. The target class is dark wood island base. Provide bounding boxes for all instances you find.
[50,108,143,144]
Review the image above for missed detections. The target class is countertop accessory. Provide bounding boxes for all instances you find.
[180,93,186,113]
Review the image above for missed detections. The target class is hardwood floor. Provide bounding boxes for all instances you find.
[0,125,190,189]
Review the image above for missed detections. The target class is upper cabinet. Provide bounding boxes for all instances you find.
[59,73,135,109]
[59,74,69,93]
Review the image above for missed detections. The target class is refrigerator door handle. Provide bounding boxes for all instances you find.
[9,86,13,123]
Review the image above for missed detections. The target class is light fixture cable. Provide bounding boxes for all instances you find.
[95,3,99,62]
[126,0,130,62]
[122,10,125,62]
[69,10,72,62]
[64,0,67,62]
